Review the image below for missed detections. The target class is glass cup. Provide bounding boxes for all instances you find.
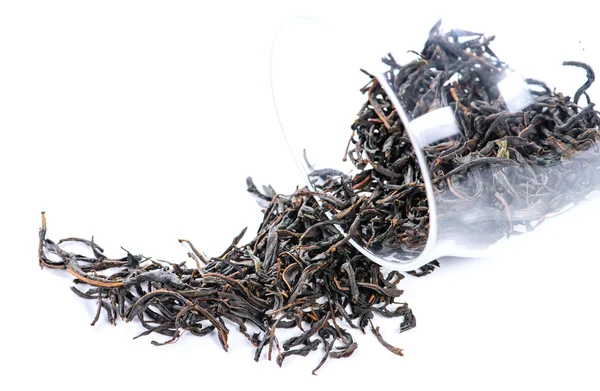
[270,17,600,271]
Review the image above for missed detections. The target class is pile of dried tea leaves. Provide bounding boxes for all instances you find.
[39,176,414,375]
[39,22,600,373]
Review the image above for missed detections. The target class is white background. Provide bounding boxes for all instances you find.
[1,1,600,390]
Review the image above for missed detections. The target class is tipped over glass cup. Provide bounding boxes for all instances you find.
[270,17,600,271]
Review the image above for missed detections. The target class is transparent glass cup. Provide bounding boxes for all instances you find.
[270,18,600,271]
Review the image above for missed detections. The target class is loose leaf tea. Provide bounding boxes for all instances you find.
[39,178,414,374]
[330,22,600,259]
[39,22,600,373]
